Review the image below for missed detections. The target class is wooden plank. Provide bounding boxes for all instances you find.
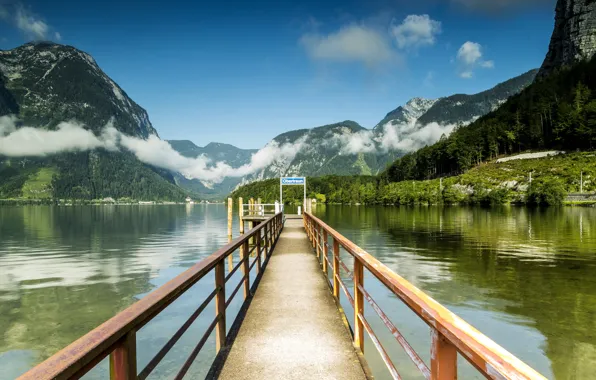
[215,261,226,353]
[109,331,136,380]
[354,259,364,353]
[256,228,262,274]
[431,329,457,380]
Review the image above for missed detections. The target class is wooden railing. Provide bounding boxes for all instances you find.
[18,212,284,380]
[303,212,547,380]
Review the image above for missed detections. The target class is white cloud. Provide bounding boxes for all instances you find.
[457,41,482,64]
[0,116,118,156]
[391,14,441,49]
[300,24,396,66]
[456,41,494,79]
[54,31,61,41]
[15,6,48,40]
[380,120,457,152]
[0,116,306,184]
[480,60,494,68]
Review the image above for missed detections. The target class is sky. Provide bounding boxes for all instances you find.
[0,0,557,149]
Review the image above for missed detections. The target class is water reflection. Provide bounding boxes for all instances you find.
[0,204,243,379]
[314,205,596,380]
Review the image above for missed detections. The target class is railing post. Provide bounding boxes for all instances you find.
[227,198,233,271]
[109,331,137,380]
[322,230,328,274]
[242,240,250,299]
[333,239,340,299]
[354,259,364,353]
[431,329,457,380]
[256,228,262,275]
[215,260,226,353]
[315,225,320,259]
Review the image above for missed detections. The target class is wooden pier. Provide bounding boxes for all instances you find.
[18,202,547,380]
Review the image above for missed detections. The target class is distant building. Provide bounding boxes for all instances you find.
[186,197,194,204]
[103,197,115,203]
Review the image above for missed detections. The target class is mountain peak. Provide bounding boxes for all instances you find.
[538,0,596,77]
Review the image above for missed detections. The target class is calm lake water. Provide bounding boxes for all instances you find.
[1,205,595,379]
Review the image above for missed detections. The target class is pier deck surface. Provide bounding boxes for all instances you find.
[218,218,367,380]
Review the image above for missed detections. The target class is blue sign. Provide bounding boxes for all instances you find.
[281,177,305,185]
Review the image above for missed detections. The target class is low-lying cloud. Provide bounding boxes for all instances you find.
[0,116,305,183]
[327,119,460,155]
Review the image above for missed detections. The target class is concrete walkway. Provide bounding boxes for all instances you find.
[218,218,367,380]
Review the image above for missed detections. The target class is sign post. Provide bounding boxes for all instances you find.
[280,177,306,213]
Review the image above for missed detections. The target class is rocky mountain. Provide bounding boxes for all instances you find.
[538,0,596,78]
[374,69,538,130]
[373,98,438,129]
[0,42,187,201]
[167,140,257,200]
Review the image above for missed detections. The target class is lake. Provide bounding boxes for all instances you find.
[1,205,595,379]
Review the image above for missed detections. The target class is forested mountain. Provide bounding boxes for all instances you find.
[384,57,596,183]
[0,42,187,200]
[167,140,257,200]
[383,0,596,184]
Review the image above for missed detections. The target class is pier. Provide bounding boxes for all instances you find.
[18,201,547,380]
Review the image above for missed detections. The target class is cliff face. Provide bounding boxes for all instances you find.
[538,0,596,77]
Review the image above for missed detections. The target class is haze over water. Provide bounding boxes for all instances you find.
[1,204,595,379]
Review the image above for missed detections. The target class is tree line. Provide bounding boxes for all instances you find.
[383,58,596,183]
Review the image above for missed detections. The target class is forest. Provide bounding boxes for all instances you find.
[383,58,596,182]
[233,58,596,207]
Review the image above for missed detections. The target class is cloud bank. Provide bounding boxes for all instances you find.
[0,116,306,183]
[327,119,461,155]
[300,24,396,66]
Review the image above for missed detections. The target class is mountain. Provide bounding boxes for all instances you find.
[0,42,187,201]
[538,0,596,78]
[246,121,383,181]
[168,140,257,167]
[167,140,257,200]
[373,98,438,130]
[374,70,538,130]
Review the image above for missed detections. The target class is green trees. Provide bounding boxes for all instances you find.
[527,178,567,206]
[383,58,596,184]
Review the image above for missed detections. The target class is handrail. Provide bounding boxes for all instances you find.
[19,212,284,380]
[303,212,546,380]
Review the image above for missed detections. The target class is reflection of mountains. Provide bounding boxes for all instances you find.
[318,205,596,380]
[0,205,230,368]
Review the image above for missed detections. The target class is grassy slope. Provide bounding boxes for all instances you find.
[231,151,596,205]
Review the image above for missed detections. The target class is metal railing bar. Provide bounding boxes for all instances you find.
[138,288,219,380]
[358,312,402,380]
[225,277,246,309]
[336,274,355,308]
[324,252,332,269]
[173,314,220,380]
[224,255,249,283]
[338,257,353,279]
[357,283,431,379]
[248,255,259,272]
[305,213,547,380]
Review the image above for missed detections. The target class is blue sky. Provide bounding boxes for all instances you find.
[1,0,556,149]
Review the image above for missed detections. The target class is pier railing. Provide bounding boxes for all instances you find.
[19,212,284,380]
[303,212,546,380]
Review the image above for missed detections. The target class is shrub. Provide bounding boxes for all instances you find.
[527,178,567,206]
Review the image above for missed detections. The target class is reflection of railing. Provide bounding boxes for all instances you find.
[303,212,546,380]
[19,213,284,380]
